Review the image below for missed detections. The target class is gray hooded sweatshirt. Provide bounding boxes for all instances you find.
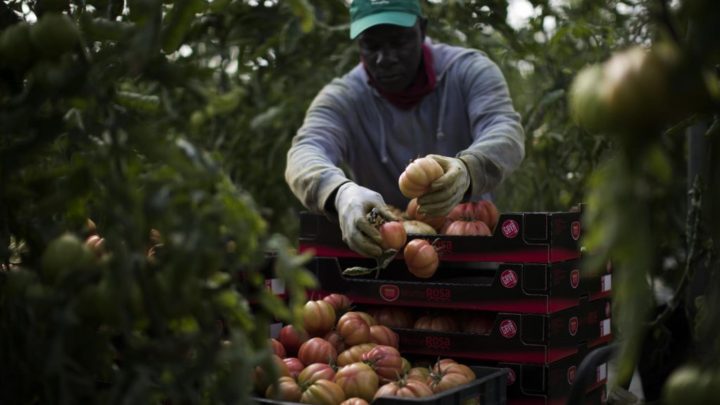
[285,39,525,213]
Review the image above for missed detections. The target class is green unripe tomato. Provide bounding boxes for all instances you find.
[0,23,35,70]
[41,232,96,283]
[30,13,81,59]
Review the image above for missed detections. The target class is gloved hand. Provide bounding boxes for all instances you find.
[335,182,398,258]
[417,154,471,217]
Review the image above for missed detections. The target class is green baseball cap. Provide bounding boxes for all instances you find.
[349,0,423,39]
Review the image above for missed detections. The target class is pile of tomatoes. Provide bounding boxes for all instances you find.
[255,294,479,404]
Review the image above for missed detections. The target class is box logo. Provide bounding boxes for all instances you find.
[499,319,517,339]
[501,219,520,239]
[500,269,518,289]
[571,221,581,240]
[567,365,577,384]
[568,316,579,336]
[379,284,400,302]
[570,269,580,289]
[505,368,516,386]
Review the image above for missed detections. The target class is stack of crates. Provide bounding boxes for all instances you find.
[298,205,612,404]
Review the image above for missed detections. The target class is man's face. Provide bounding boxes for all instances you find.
[358,20,426,92]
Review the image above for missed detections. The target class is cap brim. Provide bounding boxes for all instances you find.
[350,12,417,39]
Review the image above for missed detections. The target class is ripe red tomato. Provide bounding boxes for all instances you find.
[278,324,308,357]
[298,337,337,366]
[253,354,289,394]
[379,221,407,251]
[374,379,434,399]
[337,343,377,367]
[403,239,439,278]
[297,362,336,386]
[337,312,371,346]
[322,293,353,315]
[361,345,404,383]
[340,398,370,405]
[462,314,495,335]
[342,311,377,327]
[369,325,399,348]
[264,376,302,402]
[427,361,476,393]
[323,330,347,354]
[300,379,347,405]
[269,338,286,358]
[281,357,304,379]
[334,362,379,402]
[444,219,492,236]
[369,306,416,329]
[398,156,444,198]
[302,300,337,337]
[406,198,447,231]
[413,315,459,332]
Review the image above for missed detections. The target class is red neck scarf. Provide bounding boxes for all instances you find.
[364,44,436,110]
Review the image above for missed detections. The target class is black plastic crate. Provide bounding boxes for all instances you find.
[254,366,507,405]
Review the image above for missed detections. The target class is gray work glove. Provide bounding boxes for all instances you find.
[417,154,471,217]
[334,182,398,258]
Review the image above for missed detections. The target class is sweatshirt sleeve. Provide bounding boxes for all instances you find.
[285,79,354,214]
[455,53,525,199]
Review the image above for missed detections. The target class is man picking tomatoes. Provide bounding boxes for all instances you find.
[285,0,524,257]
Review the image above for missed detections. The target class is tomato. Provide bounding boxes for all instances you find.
[402,220,438,235]
[369,306,415,329]
[253,354,290,394]
[406,198,447,231]
[374,379,434,399]
[337,343,377,367]
[278,324,309,357]
[322,293,353,315]
[300,379,346,405]
[270,338,286,358]
[369,325,399,348]
[403,239,439,278]
[297,362,336,386]
[462,314,495,335]
[334,362,379,402]
[282,357,305,379]
[361,345,404,383]
[398,156,445,198]
[340,398,370,405]
[406,367,431,382]
[303,300,337,337]
[401,357,412,374]
[323,330,347,354]
[379,221,407,251]
[662,365,720,405]
[427,361,476,393]
[298,337,337,366]
[337,312,371,346]
[444,220,492,236]
[479,200,500,230]
[413,315,459,332]
[265,376,302,402]
[342,311,377,327]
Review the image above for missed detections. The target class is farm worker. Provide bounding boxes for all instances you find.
[285,0,525,257]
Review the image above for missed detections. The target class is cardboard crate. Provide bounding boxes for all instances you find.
[306,256,611,314]
[352,299,612,364]
[407,345,608,405]
[299,207,584,264]
[256,366,508,405]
